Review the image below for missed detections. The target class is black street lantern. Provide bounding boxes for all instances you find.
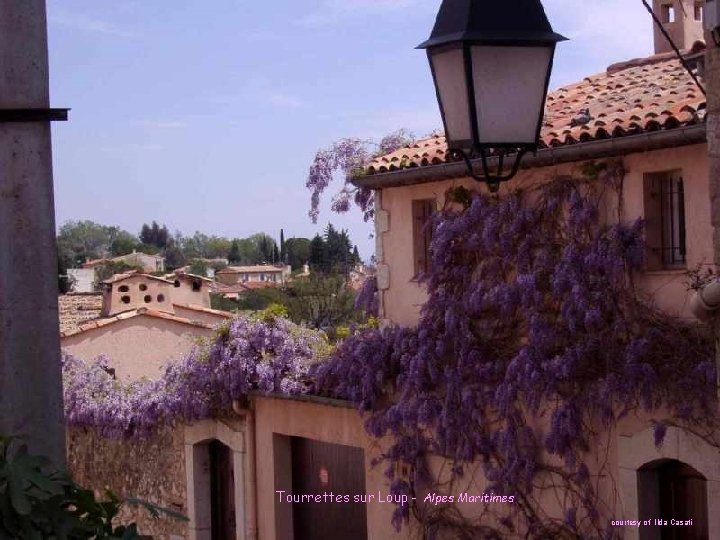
[418,0,566,191]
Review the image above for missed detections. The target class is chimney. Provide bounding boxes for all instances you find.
[653,0,706,54]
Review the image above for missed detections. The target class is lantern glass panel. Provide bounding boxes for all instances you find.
[429,45,472,146]
[470,45,552,145]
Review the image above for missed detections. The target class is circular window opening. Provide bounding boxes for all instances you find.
[121,295,131,304]
[157,294,166,302]
[144,295,152,303]
[192,281,202,292]
[118,285,129,293]
[139,283,148,291]
[174,280,181,288]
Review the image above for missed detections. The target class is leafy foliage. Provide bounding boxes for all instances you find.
[313,166,716,537]
[139,222,170,250]
[284,238,312,271]
[285,274,358,329]
[308,225,360,274]
[187,259,209,277]
[93,262,143,290]
[0,436,186,539]
[57,221,139,268]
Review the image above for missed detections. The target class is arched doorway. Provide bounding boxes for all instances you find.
[209,439,236,540]
[638,459,708,540]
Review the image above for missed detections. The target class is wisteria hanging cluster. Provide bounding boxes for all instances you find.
[63,315,328,439]
[354,276,379,318]
[314,164,717,538]
[306,129,415,223]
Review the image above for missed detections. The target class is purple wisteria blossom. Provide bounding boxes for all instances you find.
[314,170,716,537]
[63,316,328,439]
[306,129,414,223]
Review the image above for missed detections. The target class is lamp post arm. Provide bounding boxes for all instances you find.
[450,148,529,192]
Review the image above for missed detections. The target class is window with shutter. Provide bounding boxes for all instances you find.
[412,199,436,277]
[643,170,686,270]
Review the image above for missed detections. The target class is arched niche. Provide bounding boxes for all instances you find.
[618,426,720,540]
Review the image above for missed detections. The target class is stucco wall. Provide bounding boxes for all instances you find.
[252,396,720,538]
[253,396,410,540]
[67,426,188,540]
[105,275,174,317]
[61,316,211,380]
[378,144,711,326]
[171,282,211,308]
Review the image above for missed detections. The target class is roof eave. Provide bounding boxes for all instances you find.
[353,123,707,190]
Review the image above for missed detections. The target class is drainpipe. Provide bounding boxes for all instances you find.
[691,281,720,397]
[706,21,720,398]
[690,282,720,322]
[232,400,258,540]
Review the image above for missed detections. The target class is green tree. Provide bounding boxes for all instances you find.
[280,229,286,263]
[206,236,232,259]
[109,230,139,256]
[57,220,136,267]
[163,239,187,270]
[285,238,311,270]
[228,240,242,264]
[93,261,142,289]
[285,274,357,328]
[139,221,169,249]
[188,258,209,277]
[180,232,209,259]
[309,234,327,272]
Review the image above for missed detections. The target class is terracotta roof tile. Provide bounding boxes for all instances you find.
[60,307,213,338]
[171,272,214,283]
[172,303,234,318]
[102,271,174,285]
[366,55,706,175]
[217,265,287,274]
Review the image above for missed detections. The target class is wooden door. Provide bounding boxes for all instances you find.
[209,440,236,540]
[291,437,367,540]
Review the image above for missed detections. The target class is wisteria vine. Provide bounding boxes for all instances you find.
[63,315,328,439]
[314,163,717,538]
[63,161,718,538]
[306,129,415,223]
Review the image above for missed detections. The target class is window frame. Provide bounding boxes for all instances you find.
[412,198,436,278]
[642,169,687,271]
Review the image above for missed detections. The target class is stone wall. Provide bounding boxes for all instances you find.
[58,293,103,334]
[67,427,188,539]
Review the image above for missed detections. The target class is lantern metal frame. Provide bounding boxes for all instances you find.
[418,0,566,192]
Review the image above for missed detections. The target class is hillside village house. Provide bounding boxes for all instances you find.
[61,271,231,380]
[68,3,720,540]
[82,250,166,274]
[216,264,292,286]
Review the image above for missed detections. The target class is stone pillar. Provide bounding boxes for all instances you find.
[0,0,66,465]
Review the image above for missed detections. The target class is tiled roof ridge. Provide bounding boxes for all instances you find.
[606,50,680,74]
[172,303,234,318]
[102,271,174,285]
[365,53,706,176]
[60,307,213,338]
[218,265,286,273]
[172,272,214,283]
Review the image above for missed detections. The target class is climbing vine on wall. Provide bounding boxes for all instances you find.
[314,162,717,538]
[63,314,329,439]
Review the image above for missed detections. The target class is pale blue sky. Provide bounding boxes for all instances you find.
[48,0,654,259]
